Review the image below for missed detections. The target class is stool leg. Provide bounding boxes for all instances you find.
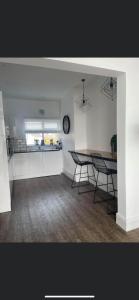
[107,174,117,214]
[107,175,108,193]
[111,173,115,198]
[92,164,96,180]
[111,173,117,213]
[94,171,99,203]
[71,164,77,188]
[87,165,89,182]
[106,175,110,214]
[78,165,82,194]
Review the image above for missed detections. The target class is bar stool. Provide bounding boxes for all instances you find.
[70,151,96,194]
[92,153,117,214]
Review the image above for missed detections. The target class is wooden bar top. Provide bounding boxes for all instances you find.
[69,149,117,162]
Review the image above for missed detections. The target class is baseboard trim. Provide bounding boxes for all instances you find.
[116,213,139,232]
[62,169,73,180]
[0,207,11,214]
[116,213,126,231]
[13,172,62,181]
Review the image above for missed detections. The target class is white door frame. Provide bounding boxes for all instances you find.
[0,58,126,230]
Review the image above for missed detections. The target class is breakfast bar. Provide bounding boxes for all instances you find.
[69,149,117,162]
[69,149,117,214]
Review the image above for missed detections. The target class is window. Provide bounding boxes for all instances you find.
[24,120,43,131]
[43,120,59,132]
[24,119,60,146]
[26,133,43,146]
[43,133,59,145]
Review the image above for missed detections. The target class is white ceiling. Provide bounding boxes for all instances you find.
[0,62,105,100]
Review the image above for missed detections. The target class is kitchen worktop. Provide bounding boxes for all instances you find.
[8,148,62,161]
[7,148,62,163]
[69,149,117,162]
[14,148,62,154]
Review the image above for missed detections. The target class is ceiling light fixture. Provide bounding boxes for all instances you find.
[78,78,91,110]
[101,77,117,101]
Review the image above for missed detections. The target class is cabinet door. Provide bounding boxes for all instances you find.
[13,153,30,179]
[28,152,43,177]
[42,151,62,176]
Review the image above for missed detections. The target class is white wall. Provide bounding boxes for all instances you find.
[63,76,117,155]
[61,87,89,179]
[86,77,117,152]
[73,88,87,150]
[61,78,117,188]
[50,58,139,232]
[61,90,75,178]
[3,97,61,138]
[0,91,11,213]
[84,77,117,193]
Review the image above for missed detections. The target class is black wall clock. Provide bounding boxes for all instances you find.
[63,115,70,134]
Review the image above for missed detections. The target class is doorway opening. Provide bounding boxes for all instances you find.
[0,58,126,238]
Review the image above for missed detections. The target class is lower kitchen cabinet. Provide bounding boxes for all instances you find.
[42,151,63,176]
[13,151,63,180]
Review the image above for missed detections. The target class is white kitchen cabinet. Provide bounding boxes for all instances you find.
[26,152,42,177]
[13,153,31,179]
[42,150,63,176]
[13,150,63,180]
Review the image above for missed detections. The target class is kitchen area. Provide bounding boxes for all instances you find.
[0,60,121,242]
[4,97,63,199]
[6,118,63,186]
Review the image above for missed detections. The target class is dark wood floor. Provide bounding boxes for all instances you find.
[0,174,139,242]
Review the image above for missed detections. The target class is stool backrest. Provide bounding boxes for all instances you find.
[92,153,108,173]
[70,151,90,165]
[70,151,80,164]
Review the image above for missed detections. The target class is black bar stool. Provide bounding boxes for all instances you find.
[70,151,96,194]
[92,153,117,214]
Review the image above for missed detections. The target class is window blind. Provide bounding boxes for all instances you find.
[24,119,60,133]
[24,120,43,131]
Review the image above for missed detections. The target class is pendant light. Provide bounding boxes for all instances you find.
[101,77,117,101]
[78,78,91,110]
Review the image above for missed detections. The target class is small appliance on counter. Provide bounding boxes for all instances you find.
[56,140,62,149]
[41,139,45,146]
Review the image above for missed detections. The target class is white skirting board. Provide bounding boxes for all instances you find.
[62,169,73,180]
[62,172,138,232]
[116,213,139,232]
